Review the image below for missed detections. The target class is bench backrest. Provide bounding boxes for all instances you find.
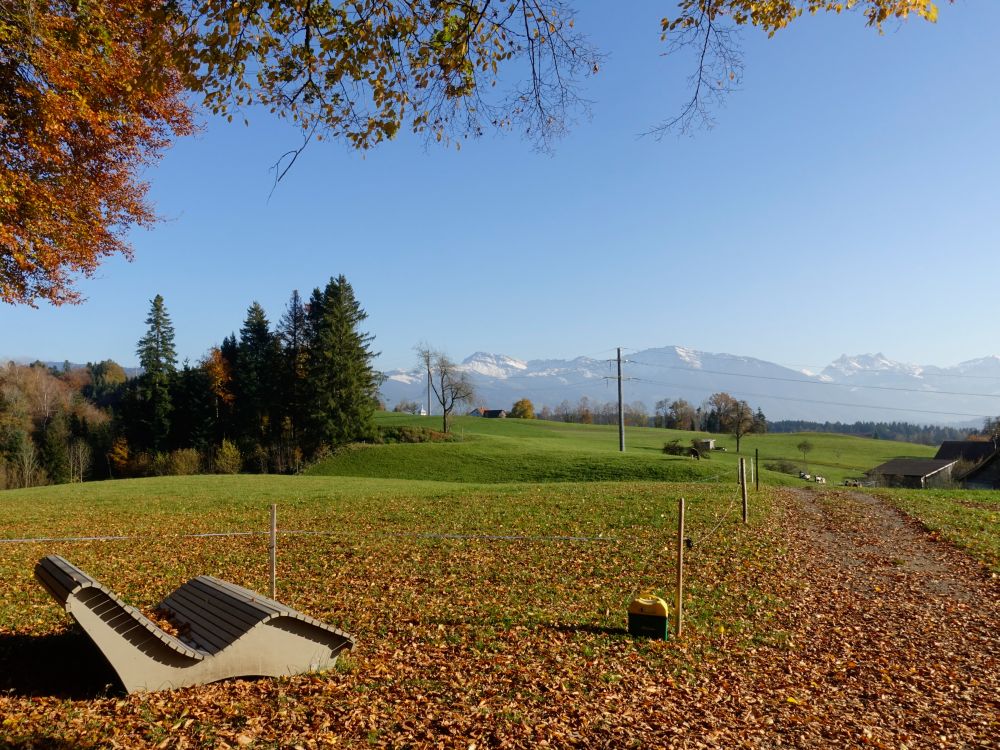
[34,555,205,660]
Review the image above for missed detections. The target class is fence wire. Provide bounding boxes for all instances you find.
[0,530,618,545]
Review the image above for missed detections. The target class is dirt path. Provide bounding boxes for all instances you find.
[709,487,999,748]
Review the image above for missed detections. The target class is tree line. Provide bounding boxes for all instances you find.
[0,276,380,488]
[767,420,972,447]
[526,392,768,451]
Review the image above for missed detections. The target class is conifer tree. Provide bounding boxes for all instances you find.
[135,294,177,451]
[277,290,309,441]
[40,410,71,484]
[170,363,217,450]
[234,302,279,445]
[303,276,380,452]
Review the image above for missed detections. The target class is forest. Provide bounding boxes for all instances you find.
[767,420,973,446]
[0,276,380,489]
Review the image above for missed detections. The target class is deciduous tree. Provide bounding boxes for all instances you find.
[798,439,814,472]
[668,399,696,431]
[0,0,193,305]
[416,346,475,434]
[2,1,948,303]
[510,398,536,419]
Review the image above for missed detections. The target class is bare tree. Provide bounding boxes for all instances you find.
[68,439,93,483]
[415,346,475,434]
[14,436,39,488]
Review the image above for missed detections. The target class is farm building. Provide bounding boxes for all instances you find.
[934,440,998,463]
[693,438,716,452]
[868,458,958,489]
[958,452,1000,489]
[467,408,507,418]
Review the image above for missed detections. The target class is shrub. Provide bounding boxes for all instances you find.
[150,452,171,476]
[662,440,705,458]
[214,440,242,474]
[764,459,800,476]
[378,425,453,444]
[108,437,130,477]
[127,451,153,477]
[169,448,202,475]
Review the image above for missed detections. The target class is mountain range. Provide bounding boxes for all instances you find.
[381,347,1000,425]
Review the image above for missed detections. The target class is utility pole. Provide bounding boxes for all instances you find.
[617,347,625,452]
[426,365,432,417]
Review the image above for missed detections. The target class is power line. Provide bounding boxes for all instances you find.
[631,377,993,419]
[626,360,1000,400]
[772,362,1000,382]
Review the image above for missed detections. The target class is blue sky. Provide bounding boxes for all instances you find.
[2,2,998,374]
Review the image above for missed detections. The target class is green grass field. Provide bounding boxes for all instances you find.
[0,418,995,747]
[306,413,936,486]
[874,488,1000,573]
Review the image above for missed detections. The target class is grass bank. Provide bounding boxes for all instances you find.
[305,413,936,486]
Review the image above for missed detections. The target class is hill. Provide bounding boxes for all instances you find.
[305,414,936,485]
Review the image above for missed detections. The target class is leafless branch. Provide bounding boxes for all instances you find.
[646,5,743,138]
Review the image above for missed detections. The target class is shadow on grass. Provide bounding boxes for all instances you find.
[0,628,123,698]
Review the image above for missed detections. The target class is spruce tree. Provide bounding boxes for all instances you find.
[277,290,308,441]
[303,276,379,452]
[169,363,217,450]
[135,294,177,451]
[233,302,279,445]
[40,410,71,484]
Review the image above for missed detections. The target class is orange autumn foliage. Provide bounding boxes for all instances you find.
[0,1,192,305]
[2,1,948,306]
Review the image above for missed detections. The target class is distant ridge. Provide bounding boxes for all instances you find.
[381,347,1000,425]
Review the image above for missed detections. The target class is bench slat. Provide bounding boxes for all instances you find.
[185,578,280,622]
[159,591,247,653]
[162,584,261,636]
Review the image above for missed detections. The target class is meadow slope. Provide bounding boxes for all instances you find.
[307,414,936,485]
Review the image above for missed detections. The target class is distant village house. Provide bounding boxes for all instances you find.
[468,408,507,418]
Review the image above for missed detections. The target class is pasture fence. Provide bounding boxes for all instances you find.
[3,462,756,637]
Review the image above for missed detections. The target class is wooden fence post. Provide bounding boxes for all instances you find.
[269,504,277,599]
[755,448,760,492]
[740,458,749,524]
[675,497,685,637]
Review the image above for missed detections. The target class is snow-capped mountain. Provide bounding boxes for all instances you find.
[823,353,925,378]
[381,346,1000,425]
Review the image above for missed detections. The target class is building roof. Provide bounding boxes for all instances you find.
[934,440,998,462]
[957,451,1000,480]
[870,458,957,478]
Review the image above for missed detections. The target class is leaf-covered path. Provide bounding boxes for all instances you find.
[698,488,999,748]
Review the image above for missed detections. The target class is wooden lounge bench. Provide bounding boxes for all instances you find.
[35,555,355,693]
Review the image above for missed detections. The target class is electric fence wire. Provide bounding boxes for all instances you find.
[689,488,744,549]
[0,529,619,545]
